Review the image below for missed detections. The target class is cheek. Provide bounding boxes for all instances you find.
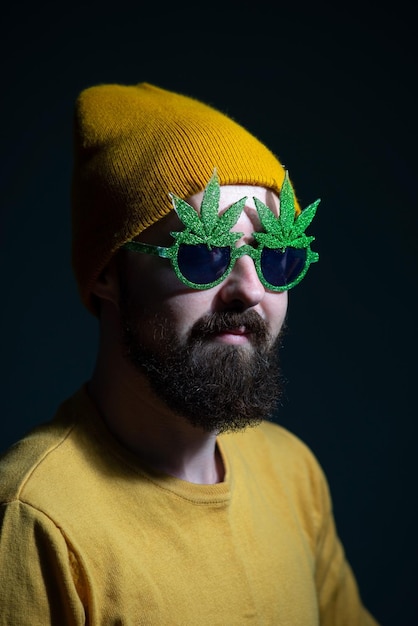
[263,292,288,336]
[125,258,183,304]
[129,270,213,332]
[163,290,214,330]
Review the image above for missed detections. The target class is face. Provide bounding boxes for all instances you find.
[120,186,288,343]
[114,185,289,432]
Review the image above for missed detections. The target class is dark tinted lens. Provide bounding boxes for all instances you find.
[260,247,307,286]
[177,244,231,285]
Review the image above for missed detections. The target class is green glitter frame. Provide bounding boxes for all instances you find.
[123,169,320,291]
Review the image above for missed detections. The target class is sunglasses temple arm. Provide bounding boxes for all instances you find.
[123,241,172,259]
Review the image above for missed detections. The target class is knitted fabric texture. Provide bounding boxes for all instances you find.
[71,82,297,313]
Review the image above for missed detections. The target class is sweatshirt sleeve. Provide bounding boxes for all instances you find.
[0,500,86,626]
[313,469,380,626]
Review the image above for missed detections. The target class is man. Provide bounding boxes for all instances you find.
[0,82,379,624]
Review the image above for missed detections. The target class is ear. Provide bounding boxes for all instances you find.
[91,258,120,306]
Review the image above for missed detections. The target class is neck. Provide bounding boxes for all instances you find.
[88,339,224,485]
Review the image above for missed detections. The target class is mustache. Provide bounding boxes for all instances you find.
[189,310,270,341]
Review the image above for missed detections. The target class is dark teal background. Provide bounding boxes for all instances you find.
[1,3,416,624]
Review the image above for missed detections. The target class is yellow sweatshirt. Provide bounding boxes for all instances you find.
[0,387,379,625]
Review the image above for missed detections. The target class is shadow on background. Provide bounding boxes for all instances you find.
[0,2,416,624]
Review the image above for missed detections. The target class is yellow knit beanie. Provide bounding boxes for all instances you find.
[71,82,297,313]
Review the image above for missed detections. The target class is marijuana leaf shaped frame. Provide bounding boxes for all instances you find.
[123,168,320,291]
[168,168,246,249]
[251,170,320,290]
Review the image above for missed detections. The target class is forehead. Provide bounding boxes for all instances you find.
[137,184,280,246]
[187,184,280,215]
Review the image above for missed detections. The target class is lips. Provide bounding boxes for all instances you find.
[209,325,257,347]
[221,326,247,335]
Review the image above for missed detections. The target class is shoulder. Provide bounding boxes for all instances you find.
[219,421,331,514]
[0,387,89,505]
[220,419,322,473]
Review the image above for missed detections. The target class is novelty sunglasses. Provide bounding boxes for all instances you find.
[123,170,320,292]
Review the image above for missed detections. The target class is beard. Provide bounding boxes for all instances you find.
[119,288,286,434]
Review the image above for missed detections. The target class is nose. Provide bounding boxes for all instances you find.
[217,255,265,310]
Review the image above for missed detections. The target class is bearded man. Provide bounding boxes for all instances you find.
[0,82,379,625]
